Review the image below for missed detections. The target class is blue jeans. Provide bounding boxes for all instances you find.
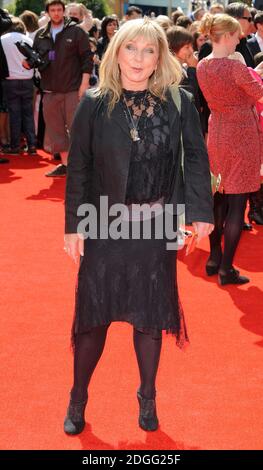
[3,79,36,149]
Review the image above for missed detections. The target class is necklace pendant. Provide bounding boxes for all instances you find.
[130,128,140,142]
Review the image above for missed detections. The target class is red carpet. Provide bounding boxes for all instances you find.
[0,152,263,450]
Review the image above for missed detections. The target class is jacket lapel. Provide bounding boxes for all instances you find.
[110,100,132,140]
[166,88,181,148]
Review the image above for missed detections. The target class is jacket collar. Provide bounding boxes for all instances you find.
[100,88,180,142]
[102,93,131,140]
[111,101,133,140]
[38,17,77,39]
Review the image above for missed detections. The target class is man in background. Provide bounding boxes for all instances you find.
[33,0,93,177]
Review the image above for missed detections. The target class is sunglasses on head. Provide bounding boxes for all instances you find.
[242,16,252,22]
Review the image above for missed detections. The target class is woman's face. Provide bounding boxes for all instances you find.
[118,35,159,91]
[106,20,118,37]
[177,43,194,63]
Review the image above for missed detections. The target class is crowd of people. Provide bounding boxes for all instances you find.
[1,1,263,434]
[0,3,262,165]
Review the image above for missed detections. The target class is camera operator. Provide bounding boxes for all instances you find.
[33,0,93,177]
[1,17,37,156]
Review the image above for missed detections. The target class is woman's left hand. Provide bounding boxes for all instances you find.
[192,222,214,243]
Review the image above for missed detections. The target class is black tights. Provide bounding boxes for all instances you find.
[133,329,162,399]
[71,326,162,402]
[209,192,248,272]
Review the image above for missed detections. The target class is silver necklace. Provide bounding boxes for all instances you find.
[122,91,148,142]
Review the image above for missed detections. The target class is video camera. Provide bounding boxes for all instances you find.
[15,41,45,69]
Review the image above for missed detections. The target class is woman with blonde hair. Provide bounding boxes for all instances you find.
[209,3,224,15]
[64,17,214,435]
[197,14,263,285]
[155,14,173,32]
[65,2,94,34]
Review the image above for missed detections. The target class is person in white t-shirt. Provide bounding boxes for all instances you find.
[1,17,37,155]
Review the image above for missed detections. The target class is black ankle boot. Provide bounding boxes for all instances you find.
[218,268,249,286]
[137,391,159,432]
[243,222,253,231]
[206,262,220,276]
[248,210,263,225]
[206,252,222,276]
[64,398,87,435]
[248,186,263,225]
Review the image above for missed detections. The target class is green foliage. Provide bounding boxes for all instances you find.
[4,2,16,15]
[77,0,110,19]
[15,0,45,16]
[12,0,110,19]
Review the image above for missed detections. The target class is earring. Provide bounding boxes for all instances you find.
[154,69,157,85]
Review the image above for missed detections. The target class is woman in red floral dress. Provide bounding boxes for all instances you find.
[197,13,263,285]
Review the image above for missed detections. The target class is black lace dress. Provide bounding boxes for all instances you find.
[73,90,188,347]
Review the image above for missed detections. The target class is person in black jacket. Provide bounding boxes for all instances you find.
[63,18,214,436]
[0,8,11,35]
[248,12,263,58]
[166,26,202,122]
[225,3,255,67]
[96,15,119,61]
[0,8,12,81]
[0,8,12,163]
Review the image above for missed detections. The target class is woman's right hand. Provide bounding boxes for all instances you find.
[64,233,84,264]
[186,52,198,68]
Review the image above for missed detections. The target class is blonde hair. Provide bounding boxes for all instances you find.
[65,2,89,20]
[199,13,241,42]
[155,15,173,32]
[96,17,182,113]
[189,20,201,35]
[209,3,225,15]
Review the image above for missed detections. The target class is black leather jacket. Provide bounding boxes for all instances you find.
[65,87,214,233]
[33,18,93,92]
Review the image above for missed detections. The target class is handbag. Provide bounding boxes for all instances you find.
[211,172,222,194]
[170,85,222,195]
